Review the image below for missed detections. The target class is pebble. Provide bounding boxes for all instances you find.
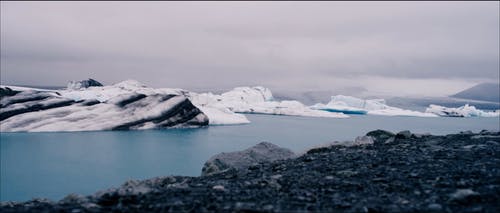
[409,172,419,178]
[212,185,225,191]
[449,189,479,201]
[271,174,282,179]
[427,203,442,211]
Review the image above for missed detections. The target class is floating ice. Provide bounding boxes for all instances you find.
[425,104,500,117]
[0,90,208,132]
[1,80,252,127]
[311,95,437,117]
[0,81,211,132]
[188,87,348,118]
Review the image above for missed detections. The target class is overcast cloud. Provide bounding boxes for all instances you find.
[1,1,499,96]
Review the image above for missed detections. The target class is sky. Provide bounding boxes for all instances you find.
[1,1,499,97]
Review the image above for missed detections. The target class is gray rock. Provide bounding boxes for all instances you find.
[486,141,500,146]
[271,174,282,179]
[384,137,396,144]
[412,132,431,138]
[460,130,474,135]
[396,130,412,139]
[212,185,225,191]
[462,144,487,150]
[471,135,500,139]
[117,179,152,196]
[353,136,374,146]
[202,142,295,176]
[427,203,442,211]
[336,169,359,177]
[59,194,88,205]
[366,129,395,144]
[449,189,479,202]
[327,136,374,147]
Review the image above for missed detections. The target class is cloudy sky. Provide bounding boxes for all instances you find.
[1,1,498,96]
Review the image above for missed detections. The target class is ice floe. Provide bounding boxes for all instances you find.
[425,104,500,117]
[187,87,348,118]
[0,84,208,132]
[311,95,437,117]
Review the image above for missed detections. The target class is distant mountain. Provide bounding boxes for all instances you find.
[451,83,500,103]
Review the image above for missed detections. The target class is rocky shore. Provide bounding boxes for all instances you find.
[2,130,499,212]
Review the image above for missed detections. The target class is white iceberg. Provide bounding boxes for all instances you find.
[0,90,208,132]
[2,81,252,126]
[425,104,500,117]
[2,81,347,131]
[59,80,250,125]
[58,80,184,102]
[311,95,437,117]
[0,85,55,92]
[195,106,250,125]
[187,87,348,118]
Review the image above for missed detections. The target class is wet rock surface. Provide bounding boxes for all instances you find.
[2,130,500,212]
[202,142,295,176]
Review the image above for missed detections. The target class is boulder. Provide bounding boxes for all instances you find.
[201,142,295,176]
[396,130,412,139]
[352,136,374,146]
[366,129,395,144]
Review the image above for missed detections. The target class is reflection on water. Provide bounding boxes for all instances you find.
[1,114,499,201]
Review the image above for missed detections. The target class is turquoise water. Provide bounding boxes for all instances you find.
[1,114,499,202]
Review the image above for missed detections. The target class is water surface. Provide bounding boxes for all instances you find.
[1,114,499,201]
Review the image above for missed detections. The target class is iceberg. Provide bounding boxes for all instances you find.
[425,104,500,117]
[187,87,348,118]
[67,78,103,90]
[311,95,437,117]
[57,80,184,102]
[1,81,347,132]
[59,80,252,126]
[1,80,251,128]
[0,88,208,132]
[195,106,250,125]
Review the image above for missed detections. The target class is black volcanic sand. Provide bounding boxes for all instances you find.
[2,130,500,213]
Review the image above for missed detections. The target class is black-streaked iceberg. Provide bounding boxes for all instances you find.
[0,82,209,132]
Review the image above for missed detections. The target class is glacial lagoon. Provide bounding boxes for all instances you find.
[1,114,499,201]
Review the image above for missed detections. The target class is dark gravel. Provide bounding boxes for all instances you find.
[2,130,500,213]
